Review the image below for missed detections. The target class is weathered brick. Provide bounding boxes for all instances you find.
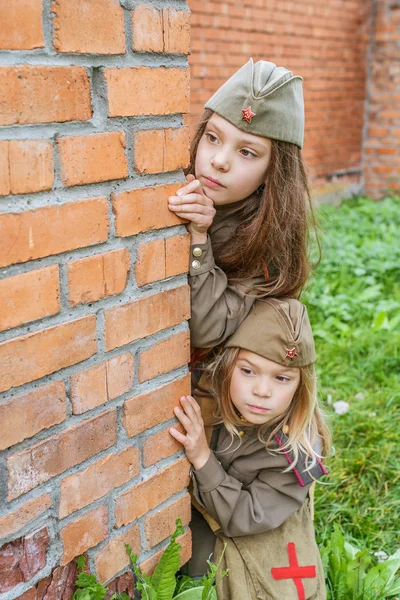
[142,424,184,468]
[0,266,60,332]
[52,0,125,54]
[115,458,190,528]
[0,140,54,196]
[145,494,191,549]
[60,506,108,565]
[58,132,128,187]
[0,66,91,126]
[59,446,139,518]
[104,285,190,351]
[140,530,191,576]
[0,0,44,50]
[106,571,134,597]
[0,495,52,540]
[122,374,190,438]
[113,184,186,237]
[132,6,190,54]
[0,198,109,268]
[0,381,66,451]
[67,249,130,306]
[94,524,141,584]
[0,316,97,393]
[70,352,134,414]
[138,330,190,382]
[134,127,190,175]
[0,528,50,593]
[7,409,117,500]
[105,67,189,117]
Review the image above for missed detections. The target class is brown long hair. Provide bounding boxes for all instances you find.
[186,109,320,299]
[206,347,331,471]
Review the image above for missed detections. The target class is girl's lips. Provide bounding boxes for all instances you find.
[247,404,270,414]
[202,176,224,189]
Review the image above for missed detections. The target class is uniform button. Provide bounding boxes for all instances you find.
[192,260,201,270]
[192,247,203,257]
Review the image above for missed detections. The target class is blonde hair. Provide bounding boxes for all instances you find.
[205,347,331,472]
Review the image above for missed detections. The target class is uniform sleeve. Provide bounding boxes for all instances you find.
[189,237,265,348]
[191,451,310,538]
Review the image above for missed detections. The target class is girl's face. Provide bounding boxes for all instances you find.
[230,349,300,425]
[195,114,272,206]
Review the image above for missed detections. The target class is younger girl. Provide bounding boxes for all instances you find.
[168,58,316,349]
[170,298,330,600]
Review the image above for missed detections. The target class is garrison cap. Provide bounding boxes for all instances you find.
[225,298,316,368]
[205,58,304,148]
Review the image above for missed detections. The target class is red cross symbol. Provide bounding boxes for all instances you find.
[285,347,298,360]
[242,106,256,123]
[271,542,316,600]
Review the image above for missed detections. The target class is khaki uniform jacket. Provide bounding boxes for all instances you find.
[189,202,268,349]
[191,422,326,600]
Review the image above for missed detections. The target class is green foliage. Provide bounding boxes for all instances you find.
[72,556,109,600]
[302,196,400,553]
[321,525,400,599]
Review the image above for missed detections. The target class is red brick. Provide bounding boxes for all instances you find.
[138,330,190,383]
[0,528,50,593]
[0,141,9,195]
[166,234,190,278]
[107,571,134,597]
[58,132,128,187]
[140,530,191,576]
[105,67,189,117]
[59,446,139,518]
[142,425,184,467]
[7,409,117,500]
[0,198,109,268]
[0,0,44,50]
[132,6,190,54]
[0,266,60,332]
[145,494,191,549]
[0,381,66,451]
[0,316,97,393]
[113,184,186,238]
[94,524,141,584]
[60,506,108,565]
[134,127,190,174]
[115,458,190,528]
[0,495,52,540]
[135,239,165,286]
[52,0,125,54]
[67,249,130,306]
[0,66,91,126]
[0,140,54,196]
[104,285,190,351]
[122,374,190,438]
[70,352,134,414]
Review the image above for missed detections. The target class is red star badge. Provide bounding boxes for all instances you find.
[242,106,256,123]
[285,348,298,360]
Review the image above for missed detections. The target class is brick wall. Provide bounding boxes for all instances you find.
[364,0,400,198]
[0,1,192,597]
[187,0,372,202]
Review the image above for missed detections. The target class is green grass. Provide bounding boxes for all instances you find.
[302,196,400,555]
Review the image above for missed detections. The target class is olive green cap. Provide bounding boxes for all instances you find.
[205,58,304,148]
[225,298,316,367]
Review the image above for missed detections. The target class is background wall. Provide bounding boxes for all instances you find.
[188,0,400,200]
[0,1,192,597]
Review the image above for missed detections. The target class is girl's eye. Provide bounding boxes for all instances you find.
[206,132,219,143]
[240,367,254,375]
[240,148,257,158]
[276,376,290,383]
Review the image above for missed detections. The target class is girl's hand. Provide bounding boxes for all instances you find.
[170,395,211,471]
[168,174,216,241]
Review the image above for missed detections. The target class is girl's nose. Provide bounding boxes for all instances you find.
[211,151,229,172]
[253,379,272,398]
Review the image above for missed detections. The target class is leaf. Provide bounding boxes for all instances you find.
[151,518,185,600]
